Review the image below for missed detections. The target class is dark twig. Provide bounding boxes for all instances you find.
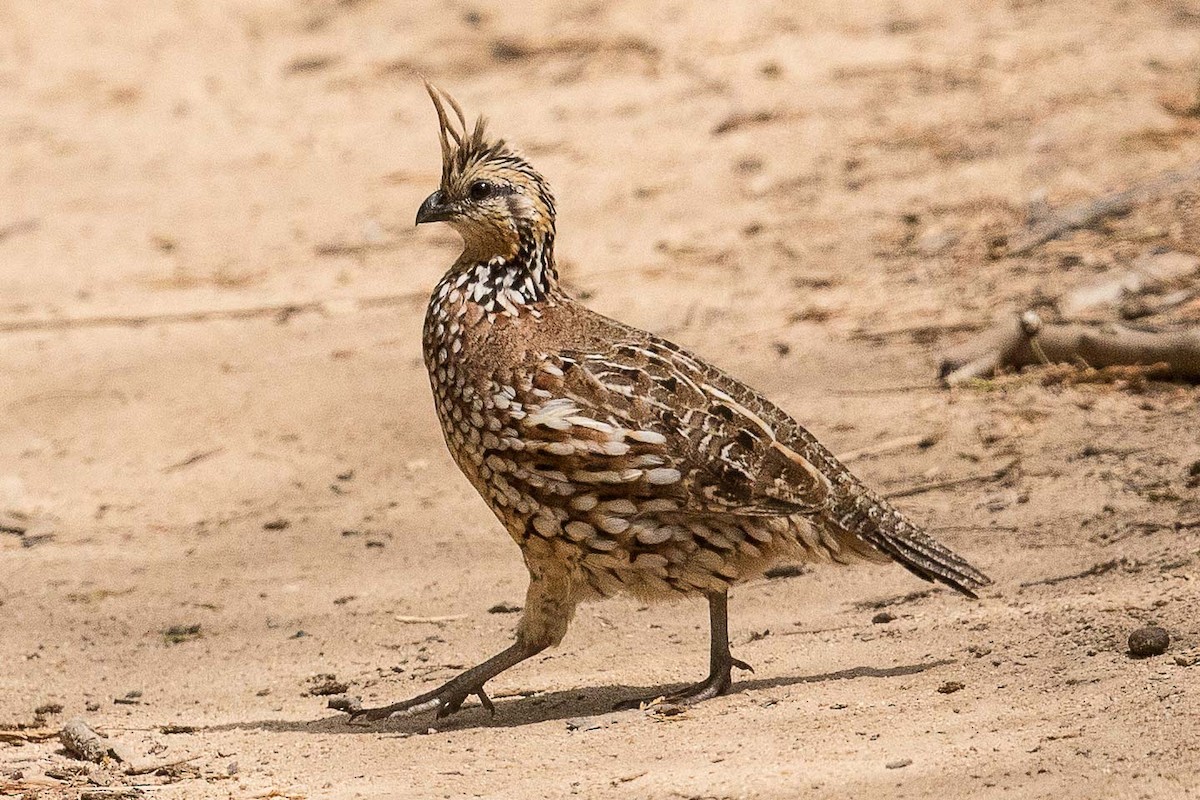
[1019,558,1134,588]
[883,461,1015,499]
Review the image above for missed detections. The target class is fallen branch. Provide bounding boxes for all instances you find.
[1006,161,1200,256]
[940,312,1200,386]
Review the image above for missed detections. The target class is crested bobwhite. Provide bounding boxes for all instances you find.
[346,82,991,721]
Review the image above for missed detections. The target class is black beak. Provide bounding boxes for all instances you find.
[415,191,453,225]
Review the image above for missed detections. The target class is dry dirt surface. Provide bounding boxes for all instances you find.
[3,2,1200,798]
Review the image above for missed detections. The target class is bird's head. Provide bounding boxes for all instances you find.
[416,81,556,263]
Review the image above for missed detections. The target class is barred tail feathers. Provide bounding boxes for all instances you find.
[831,491,992,598]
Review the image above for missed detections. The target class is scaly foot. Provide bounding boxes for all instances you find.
[615,656,753,710]
[348,676,496,722]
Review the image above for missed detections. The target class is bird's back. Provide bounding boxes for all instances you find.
[425,284,990,601]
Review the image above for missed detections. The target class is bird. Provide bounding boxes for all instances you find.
[346,82,991,722]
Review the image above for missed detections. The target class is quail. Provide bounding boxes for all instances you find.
[346,83,991,721]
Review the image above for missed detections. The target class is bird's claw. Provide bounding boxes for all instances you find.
[347,681,495,723]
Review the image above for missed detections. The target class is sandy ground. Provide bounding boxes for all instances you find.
[3,1,1200,798]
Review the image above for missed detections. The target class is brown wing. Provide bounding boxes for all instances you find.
[496,336,830,517]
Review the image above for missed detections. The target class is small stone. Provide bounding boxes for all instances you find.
[648,702,687,718]
[937,681,965,694]
[163,623,202,645]
[886,758,912,769]
[1128,626,1170,658]
[307,675,349,696]
[262,518,290,531]
[565,717,603,732]
[488,601,522,614]
[872,611,896,624]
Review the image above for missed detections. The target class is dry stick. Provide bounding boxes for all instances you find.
[836,433,936,465]
[161,447,224,474]
[940,313,1200,386]
[850,319,985,341]
[883,460,1015,500]
[1019,558,1130,589]
[1006,161,1200,256]
[125,754,201,776]
[392,613,467,624]
[0,729,58,743]
[0,291,427,334]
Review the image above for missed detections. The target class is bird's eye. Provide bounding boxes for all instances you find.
[469,180,494,201]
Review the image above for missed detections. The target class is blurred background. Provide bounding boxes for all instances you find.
[1,2,1198,798]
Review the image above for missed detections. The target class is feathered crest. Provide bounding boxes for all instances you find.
[423,79,509,187]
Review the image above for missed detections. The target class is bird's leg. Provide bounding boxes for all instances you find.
[348,562,574,722]
[618,591,753,709]
[349,640,542,721]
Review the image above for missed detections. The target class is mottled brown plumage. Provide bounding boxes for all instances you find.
[347,83,991,721]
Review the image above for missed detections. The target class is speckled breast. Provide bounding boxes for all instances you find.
[422,271,535,534]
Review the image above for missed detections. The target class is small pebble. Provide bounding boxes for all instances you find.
[1128,626,1170,658]
[937,681,965,694]
[872,611,896,624]
[262,518,290,531]
[488,601,522,614]
[886,758,912,769]
[565,717,603,732]
[308,676,349,696]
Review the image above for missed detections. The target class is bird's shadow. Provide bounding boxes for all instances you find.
[203,659,952,736]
